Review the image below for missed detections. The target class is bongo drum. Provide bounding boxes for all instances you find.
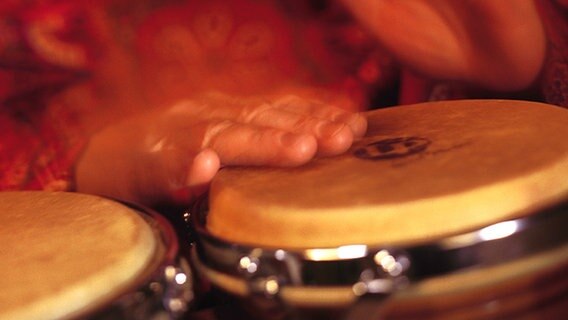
[188,99,568,319]
[0,191,192,319]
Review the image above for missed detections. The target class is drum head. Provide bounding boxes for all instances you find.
[0,192,157,319]
[208,99,568,248]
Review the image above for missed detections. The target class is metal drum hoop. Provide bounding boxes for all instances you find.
[85,200,193,320]
[186,196,567,318]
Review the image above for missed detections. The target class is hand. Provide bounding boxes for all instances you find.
[341,0,545,91]
[75,93,367,206]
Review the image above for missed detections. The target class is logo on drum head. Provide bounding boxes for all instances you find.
[354,137,431,160]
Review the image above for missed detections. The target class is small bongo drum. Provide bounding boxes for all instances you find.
[0,191,192,319]
[189,99,568,319]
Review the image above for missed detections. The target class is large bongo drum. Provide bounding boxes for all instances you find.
[0,191,192,319]
[189,99,568,319]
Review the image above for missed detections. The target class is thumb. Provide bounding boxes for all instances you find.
[171,148,220,206]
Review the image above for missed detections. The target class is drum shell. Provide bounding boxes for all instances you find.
[190,219,568,320]
[0,192,192,320]
[85,201,193,320]
[191,99,568,319]
[381,247,568,319]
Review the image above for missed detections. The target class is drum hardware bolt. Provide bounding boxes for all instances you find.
[352,278,394,296]
[161,263,194,315]
[182,211,198,245]
[353,268,396,296]
[239,255,260,273]
[167,298,186,313]
[352,249,411,297]
[274,249,287,260]
[373,249,410,277]
[238,251,284,298]
[164,265,178,280]
[250,276,281,297]
[164,265,189,286]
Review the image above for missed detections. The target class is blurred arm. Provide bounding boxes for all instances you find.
[75,93,367,206]
[341,0,546,91]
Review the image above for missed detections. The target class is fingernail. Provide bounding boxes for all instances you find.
[335,112,359,126]
[334,113,366,136]
[185,149,220,186]
[281,133,317,164]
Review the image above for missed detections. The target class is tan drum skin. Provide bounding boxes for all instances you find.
[0,191,156,320]
[208,99,568,248]
[201,99,568,319]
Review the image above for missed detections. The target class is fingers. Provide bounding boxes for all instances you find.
[80,94,366,207]
[240,104,354,156]
[269,95,368,138]
[171,148,220,206]
[185,148,220,186]
[172,95,368,140]
[201,120,318,166]
[170,96,367,161]
[170,126,317,204]
[232,96,367,155]
[332,112,368,139]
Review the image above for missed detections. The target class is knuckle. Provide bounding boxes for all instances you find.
[273,94,307,109]
[238,102,274,123]
[291,117,314,131]
[202,120,235,148]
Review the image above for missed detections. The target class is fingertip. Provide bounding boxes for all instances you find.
[186,148,221,186]
[280,132,318,166]
[172,149,220,206]
[351,113,368,138]
[316,124,354,156]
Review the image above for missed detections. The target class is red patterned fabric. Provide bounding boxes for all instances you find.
[0,0,383,191]
[1,0,566,192]
[537,0,568,107]
[0,1,94,191]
